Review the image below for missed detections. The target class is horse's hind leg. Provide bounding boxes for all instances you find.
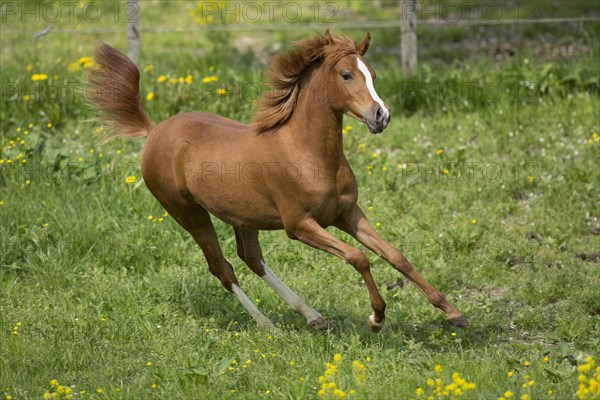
[168,203,274,330]
[234,228,328,329]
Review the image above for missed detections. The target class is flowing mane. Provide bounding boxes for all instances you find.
[251,32,359,134]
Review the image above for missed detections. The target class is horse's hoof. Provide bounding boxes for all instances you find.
[257,318,276,331]
[368,313,385,333]
[447,315,468,328]
[308,317,329,330]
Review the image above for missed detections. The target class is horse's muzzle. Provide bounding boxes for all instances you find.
[365,105,391,134]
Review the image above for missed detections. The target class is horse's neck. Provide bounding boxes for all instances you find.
[283,71,344,168]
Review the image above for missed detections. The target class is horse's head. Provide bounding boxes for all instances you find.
[325,31,391,134]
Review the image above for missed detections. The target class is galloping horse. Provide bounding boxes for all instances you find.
[88,30,467,332]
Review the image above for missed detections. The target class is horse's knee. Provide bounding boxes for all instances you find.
[347,249,370,272]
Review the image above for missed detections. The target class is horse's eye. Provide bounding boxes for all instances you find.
[341,72,352,81]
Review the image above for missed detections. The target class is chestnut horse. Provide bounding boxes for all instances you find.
[88,30,467,332]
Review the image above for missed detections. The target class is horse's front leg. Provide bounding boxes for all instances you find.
[285,219,387,332]
[334,205,468,328]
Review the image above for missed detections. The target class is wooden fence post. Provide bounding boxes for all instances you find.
[127,0,140,63]
[401,0,417,76]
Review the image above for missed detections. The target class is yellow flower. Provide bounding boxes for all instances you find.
[216,88,227,95]
[146,92,155,101]
[504,391,513,398]
[434,364,443,373]
[68,62,81,72]
[157,75,167,83]
[436,149,444,155]
[357,143,366,152]
[96,388,103,394]
[333,353,343,363]
[521,395,529,400]
[333,389,347,398]
[375,222,381,228]
[185,74,193,84]
[151,383,157,389]
[507,371,514,377]
[427,378,435,387]
[23,95,30,102]
[146,361,152,366]
[32,73,48,81]
[125,175,137,184]
[416,387,424,396]
[523,361,530,367]
[26,64,32,72]
[47,123,52,128]
[78,56,94,68]
[202,75,218,83]
[471,219,477,224]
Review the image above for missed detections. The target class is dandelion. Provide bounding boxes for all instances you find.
[507,371,515,377]
[375,222,381,228]
[334,353,343,363]
[157,75,167,83]
[543,356,549,363]
[47,123,52,128]
[523,361,530,367]
[23,95,30,102]
[125,175,137,184]
[146,361,152,366]
[216,88,227,95]
[96,388,103,394]
[528,175,534,182]
[146,92,155,101]
[67,62,81,72]
[357,143,366,152]
[471,219,477,224]
[78,56,94,68]
[202,75,218,83]
[31,73,48,81]
[185,74,193,84]
[436,149,444,155]
[504,391,513,398]
[434,365,444,373]
[151,383,157,389]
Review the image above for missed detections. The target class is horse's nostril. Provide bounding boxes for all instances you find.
[375,107,383,121]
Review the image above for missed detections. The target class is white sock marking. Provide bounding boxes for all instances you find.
[260,261,323,323]
[231,284,273,328]
[356,57,389,118]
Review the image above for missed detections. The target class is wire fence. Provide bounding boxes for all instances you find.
[2,16,599,36]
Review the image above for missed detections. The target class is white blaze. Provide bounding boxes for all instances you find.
[356,57,389,118]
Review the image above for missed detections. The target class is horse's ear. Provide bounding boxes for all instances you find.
[324,29,333,45]
[356,32,371,56]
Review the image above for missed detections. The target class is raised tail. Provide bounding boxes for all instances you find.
[86,43,153,138]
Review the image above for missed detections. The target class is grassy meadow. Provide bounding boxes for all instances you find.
[1,1,600,399]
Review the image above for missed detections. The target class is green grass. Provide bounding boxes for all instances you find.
[2,1,600,399]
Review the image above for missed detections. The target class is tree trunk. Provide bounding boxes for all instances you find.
[400,0,417,76]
